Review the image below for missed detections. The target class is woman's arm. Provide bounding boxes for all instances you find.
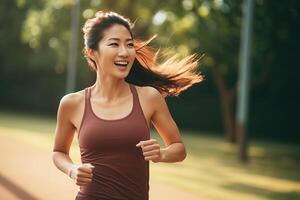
[52,95,94,186]
[136,87,186,163]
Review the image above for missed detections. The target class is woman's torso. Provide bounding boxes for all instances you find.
[70,84,153,200]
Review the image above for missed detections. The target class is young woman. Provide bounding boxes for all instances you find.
[52,11,202,200]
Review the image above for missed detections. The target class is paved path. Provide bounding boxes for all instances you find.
[0,131,204,200]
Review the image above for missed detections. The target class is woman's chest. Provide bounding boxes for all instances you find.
[71,92,154,132]
[79,119,149,150]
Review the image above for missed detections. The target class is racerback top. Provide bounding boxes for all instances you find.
[76,84,150,200]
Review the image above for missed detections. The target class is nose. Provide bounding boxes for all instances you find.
[117,44,129,57]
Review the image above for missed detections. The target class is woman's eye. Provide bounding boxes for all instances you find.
[127,43,134,47]
[109,43,118,46]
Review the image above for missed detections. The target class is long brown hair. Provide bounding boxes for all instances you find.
[82,11,203,97]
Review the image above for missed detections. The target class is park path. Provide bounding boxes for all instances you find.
[0,131,204,200]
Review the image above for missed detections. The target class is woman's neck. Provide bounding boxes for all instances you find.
[91,75,130,103]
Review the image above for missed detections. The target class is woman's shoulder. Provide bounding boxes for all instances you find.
[134,85,163,101]
[59,89,86,109]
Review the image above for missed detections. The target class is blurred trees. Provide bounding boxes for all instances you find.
[0,0,299,142]
[146,0,300,143]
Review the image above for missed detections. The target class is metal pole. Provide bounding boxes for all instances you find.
[66,0,80,93]
[236,0,254,162]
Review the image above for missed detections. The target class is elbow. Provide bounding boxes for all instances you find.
[52,151,59,165]
[174,142,187,162]
[180,149,187,162]
[177,145,187,162]
[52,150,67,165]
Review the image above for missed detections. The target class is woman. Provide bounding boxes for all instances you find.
[52,11,203,200]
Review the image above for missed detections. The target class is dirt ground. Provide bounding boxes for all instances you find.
[0,133,204,200]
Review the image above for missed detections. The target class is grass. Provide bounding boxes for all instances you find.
[0,111,299,200]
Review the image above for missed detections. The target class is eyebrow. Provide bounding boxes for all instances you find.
[107,38,133,42]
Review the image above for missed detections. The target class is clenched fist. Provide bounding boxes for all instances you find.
[69,163,94,186]
[136,139,162,163]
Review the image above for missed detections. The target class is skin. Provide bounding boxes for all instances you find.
[52,24,186,187]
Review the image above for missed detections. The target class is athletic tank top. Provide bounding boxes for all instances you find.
[76,84,150,200]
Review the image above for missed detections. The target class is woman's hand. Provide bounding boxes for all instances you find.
[69,163,94,186]
[136,139,162,163]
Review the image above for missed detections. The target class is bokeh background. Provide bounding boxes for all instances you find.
[0,0,299,200]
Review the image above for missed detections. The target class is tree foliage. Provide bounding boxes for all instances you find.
[0,0,299,141]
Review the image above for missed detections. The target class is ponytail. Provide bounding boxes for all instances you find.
[126,36,203,97]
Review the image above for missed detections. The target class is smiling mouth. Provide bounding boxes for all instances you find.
[114,61,129,68]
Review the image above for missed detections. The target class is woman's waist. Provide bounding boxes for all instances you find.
[84,159,149,176]
[78,167,149,200]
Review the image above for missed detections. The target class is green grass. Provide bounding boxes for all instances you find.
[0,111,300,200]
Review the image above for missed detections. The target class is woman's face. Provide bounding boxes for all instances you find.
[94,24,136,79]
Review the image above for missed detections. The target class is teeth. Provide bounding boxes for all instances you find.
[115,61,128,65]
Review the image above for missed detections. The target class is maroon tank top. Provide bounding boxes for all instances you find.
[76,84,150,200]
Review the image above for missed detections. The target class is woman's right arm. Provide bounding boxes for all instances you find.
[52,95,94,186]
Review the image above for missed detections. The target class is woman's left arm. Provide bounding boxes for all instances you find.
[136,88,186,163]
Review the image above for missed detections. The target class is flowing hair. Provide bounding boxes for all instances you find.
[82,11,203,97]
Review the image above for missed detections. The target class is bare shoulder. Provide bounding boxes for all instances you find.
[56,89,86,130]
[58,89,85,111]
[135,86,163,101]
[134,86,165,120]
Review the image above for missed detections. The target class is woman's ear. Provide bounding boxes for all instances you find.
[85,48,97,60]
